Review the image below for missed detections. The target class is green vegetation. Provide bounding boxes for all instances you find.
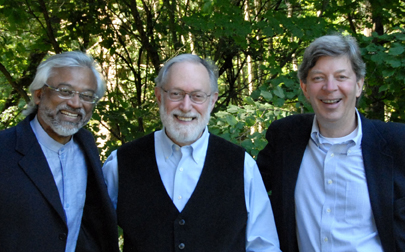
[1,0,404,159]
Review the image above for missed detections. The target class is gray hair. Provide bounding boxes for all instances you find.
[298,34,366,83]
[24,51,106,116]
[155,54,219,93]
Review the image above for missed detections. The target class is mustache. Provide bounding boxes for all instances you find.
[57,104,86,118]
[170,110,200,118]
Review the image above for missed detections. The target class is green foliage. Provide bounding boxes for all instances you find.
[209,97,294,158]
[1,0,405,161]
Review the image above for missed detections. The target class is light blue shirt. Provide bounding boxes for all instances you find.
[31,116,87,252]
[295,110,383,252]
[103,127,281,252]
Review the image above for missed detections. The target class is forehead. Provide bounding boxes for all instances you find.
[310,55,353,73]
[47,67,97,91]
[166,61,211,91]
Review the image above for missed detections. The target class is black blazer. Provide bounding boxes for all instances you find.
[0,114,119,252]
[257,113,405,252]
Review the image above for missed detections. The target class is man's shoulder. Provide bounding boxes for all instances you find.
[118,132,155,153]
[208,133,245,153]
[362,116,405,142]
[0,117,30,142]
[268,113,314,130]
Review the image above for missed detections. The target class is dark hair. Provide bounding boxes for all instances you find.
[298,34,366,83]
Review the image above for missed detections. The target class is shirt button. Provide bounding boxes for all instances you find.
[179,219,185,225]
[324,237,328,242]
[178,243,185,249]
[328,179,333,184]
[178,196,182,200]
[326,208,331,213]
[330,153,334,157]
[179,167,184,172]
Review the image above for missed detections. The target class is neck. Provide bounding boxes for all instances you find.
[317,112,358,138]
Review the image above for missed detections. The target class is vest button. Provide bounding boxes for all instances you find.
[179,219,185,225]
[59,233,67,241]
[178,243,185,249]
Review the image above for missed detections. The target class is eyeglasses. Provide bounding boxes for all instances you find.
[43,83,99,104]
[161,87,211,104]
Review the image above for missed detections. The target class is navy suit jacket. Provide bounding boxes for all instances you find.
[257,113,405,252]
[0,114,119,252]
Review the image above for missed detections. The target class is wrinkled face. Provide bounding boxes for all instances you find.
[155,61,218,146]
[34,67,97,144]
[300,56,363,136]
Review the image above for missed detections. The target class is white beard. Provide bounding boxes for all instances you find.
[159,96,211,145]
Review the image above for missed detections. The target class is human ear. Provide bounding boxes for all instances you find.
[356,78,364,97]
[155,87,162,106]
[300,80,310,100]
[209,92,218,112]
[34,89,43,105]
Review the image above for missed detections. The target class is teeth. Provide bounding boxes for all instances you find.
[177,116,193,122]
[322,99,340,104]
[61,111,78,117]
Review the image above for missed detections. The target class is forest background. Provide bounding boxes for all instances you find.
[1,0,405,160]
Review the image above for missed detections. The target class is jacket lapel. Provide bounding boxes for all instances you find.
[15,116,66,223]
[361,115,394,252]
[281,114,314,251]
[283,114,314,195]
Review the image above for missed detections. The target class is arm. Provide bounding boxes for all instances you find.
[102,150,119,209]
[244,153,281,252]
[256,124,277,193]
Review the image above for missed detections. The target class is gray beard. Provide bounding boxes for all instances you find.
[38,105,89,137]
[159,97,211,145]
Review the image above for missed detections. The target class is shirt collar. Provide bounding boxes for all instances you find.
[310,108,363,148]
[157,126,210,164]
[30,115,74,153]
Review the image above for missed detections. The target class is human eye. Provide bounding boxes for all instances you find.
[312,76,324,82]
[58,87,74,97]
[191,92,206,102]
[169,90,184,99]
[337,75,348,81]
[80,92,96,102]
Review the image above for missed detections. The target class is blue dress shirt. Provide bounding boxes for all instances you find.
[103,127,281,252]
[31,116,87,252]
[295,110,383,252]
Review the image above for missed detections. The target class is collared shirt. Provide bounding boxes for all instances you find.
[295,110,383,252]
[31,116,87,252]
[103,127,281,251]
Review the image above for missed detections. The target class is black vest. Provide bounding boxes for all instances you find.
[117,133,247,252]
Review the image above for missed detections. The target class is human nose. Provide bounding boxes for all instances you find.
[179,93,192,111]
[66,93,82,108]
[322,78,338,92]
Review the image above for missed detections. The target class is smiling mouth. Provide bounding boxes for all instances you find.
[176,115,195,122]
[322,99,341,104]
[60,110,79,118]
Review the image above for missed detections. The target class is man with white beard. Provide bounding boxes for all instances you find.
[0,51,119,252]
[103,54,281,252]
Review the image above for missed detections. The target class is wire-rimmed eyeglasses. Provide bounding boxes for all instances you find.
[43,83,99,104]
[161,87,211,104]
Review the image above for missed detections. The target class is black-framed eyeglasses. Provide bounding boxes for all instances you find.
[43,83,99,104]
[161,87,211,104]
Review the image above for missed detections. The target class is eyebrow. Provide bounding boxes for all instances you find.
[310,69,349,75]
[57,83,96,93]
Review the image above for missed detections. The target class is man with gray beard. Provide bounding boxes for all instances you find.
[103,54,281,252]
[0,51,119,252]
